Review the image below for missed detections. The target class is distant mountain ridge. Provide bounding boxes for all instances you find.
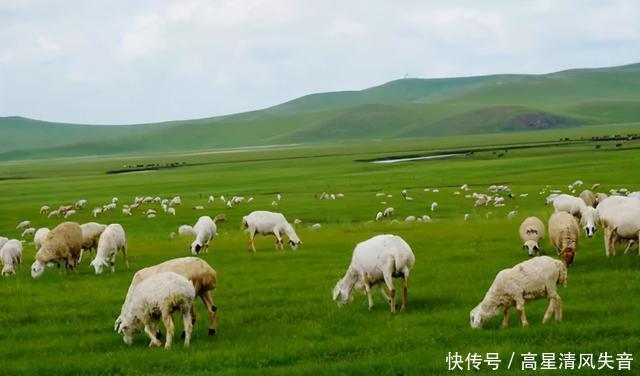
[1,62,639,160]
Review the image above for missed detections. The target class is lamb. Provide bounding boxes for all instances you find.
[115,257,219,336]
[31,222,83,278]
[64,209,76,219]
[40,205,50,215]
[1,239,23,276]
[332,234,415,314]
[79,222,107,262]
[33,227,50,250]
[579,189,595,207]
[242,211,301,252]
[189,215,225,255]
[519,217,544,256]
[21,227,36,238]
[116,272,195,349]
[16,220,31,230]
[90,223,128,274]
[552,194,598,237]
[469,256,567,329]
[548,212,580,266]
[507,210,518,220]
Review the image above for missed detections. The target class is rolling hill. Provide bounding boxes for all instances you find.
[1,62,639,160]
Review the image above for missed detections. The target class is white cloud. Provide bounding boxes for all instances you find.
[0,0,639,124]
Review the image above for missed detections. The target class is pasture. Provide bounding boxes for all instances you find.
[0,129,639,375]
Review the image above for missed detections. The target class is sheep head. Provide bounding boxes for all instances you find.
[522,240,540,256]
[90,256,109,274]
[190,240,202,255]
[30,260,45,278]
[469,303,497,329]
[2,265,15,276]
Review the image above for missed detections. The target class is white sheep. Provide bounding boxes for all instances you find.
[16,220,30,230]
[242,211,301,252]
[1,239,23,276]
[167,207,176,216]
[116,272,195,349]
[464,213,470,222]
[597,196,640,256]
[90,223,128,274]
[75,199,87,209]
[190,215,225,255]
[430,202,438,211]
[519,217,544,256]
[178,225,196,236]
[404,216,416,222]
[383,207,394,217]
[47,209,60,219]
[20,226,35,238]
[310,223,322,230]
[31,222,83,278]
[507,210,518,220]
[79,222,107,262]
[115,257,219,336]
[40,205,50,215]
[193,205,204,210]
[332,234,415,314]
[375,212,383,221]
[548,212,579,266]
[422,215,432,222]
[170,196,182,206]
[33,227,50,251]
[92,207,103,217]
[579,189,595,207]
[122,208,132,216]
[64,209,77,219]
[552,194,598,237]
[470,256,567,329]
[112,197,119,204]
[208,195,215,204]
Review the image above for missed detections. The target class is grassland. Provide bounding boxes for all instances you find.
[2,62,640,160]
[0,128,639,375]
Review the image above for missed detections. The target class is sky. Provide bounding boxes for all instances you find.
[0,0,639,125]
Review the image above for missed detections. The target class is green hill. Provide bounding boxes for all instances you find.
[1,62,640,160]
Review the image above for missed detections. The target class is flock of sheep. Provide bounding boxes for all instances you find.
[1,180,639,348]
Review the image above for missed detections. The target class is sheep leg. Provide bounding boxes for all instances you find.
[273,230,283,250]
[603,227,612,257]
[501,305,511,328]
[182,305,193,348]
[122,244,129,269]
[78,249,84,264]
[515,299,529,327]
[542,299,556,324]
[363,283,373,310]
[144,323,162,347]
[200,291,218,335]
[400,277,408,312]
[379,285,391,303]
[248,231,257,252]
[554,295,563,322]
[383,271,396,314]
[162,311,175,349]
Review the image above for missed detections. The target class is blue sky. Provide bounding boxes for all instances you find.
[1,0,638,124]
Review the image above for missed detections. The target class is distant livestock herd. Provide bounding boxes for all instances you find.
[1,181,640,349]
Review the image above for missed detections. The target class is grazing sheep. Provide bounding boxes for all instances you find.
[193,206,204,210]
[507,210,518,220]
[1,239,23,276]
[116,272,195,349]
[474,195,490,207]
[422,215,432,222]
[92,207,103,217]
[115,257,219,336]
[64,209,76,219]
[208,195,214,204]
[430,202,438,211]
[293,218,302,225]
[47,209,60,219]
[597,196,640,256]
[147,213,156,219]
[464,213,470,222]
[58,205,74,215]
[332,234,415,314]
[145,209,156,216]
[404,216,416,222]
[79,222,107,262]
[75,199,87,209]
[33,227,50,251]
[31,222,83,278]
[21,227,36,238]
[242,211,301,252]
[276,194,282,201]
[190,215,225,255]
[112,197,119,204]
[579,189,595,207]
[594,192,608,206]
[16,220,30,230]
[383,207,394,217]
[178,225,196,236]
[469,256,567,329]
[247,197,254,203]
[167,207,176,216]
[40,205,50,215]
[548,212,580,266]
[170,196,182,206]
[90,224,128,274]
[375,212,383,221]
[552,194,598,237]
[519,217,544,256]
[122,208,132,216]
[310,223,322,230]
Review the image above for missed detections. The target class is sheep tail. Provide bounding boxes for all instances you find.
[213,214,226,223]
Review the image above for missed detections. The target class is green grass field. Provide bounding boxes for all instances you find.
[1,129,639,375]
